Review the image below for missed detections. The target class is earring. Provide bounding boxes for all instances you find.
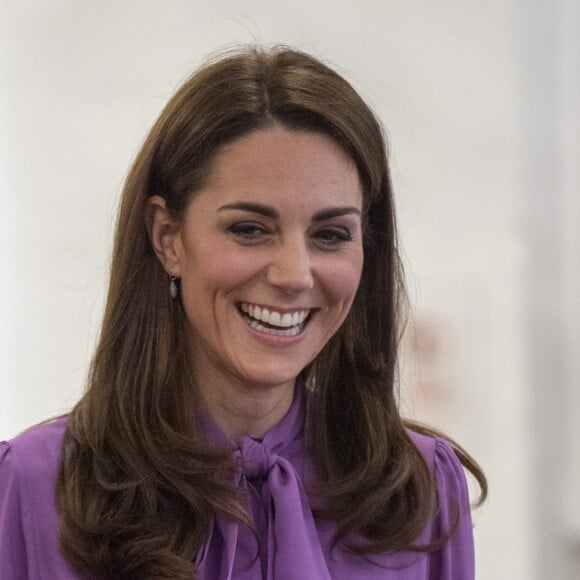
[169,275,178,299]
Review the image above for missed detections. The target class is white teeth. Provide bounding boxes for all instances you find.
[247,318,302,337]
[239,302,311,332]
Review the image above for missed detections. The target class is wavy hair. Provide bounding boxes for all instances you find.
[56,46,486,579]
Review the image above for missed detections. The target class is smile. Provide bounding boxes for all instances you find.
[239,302,311,337]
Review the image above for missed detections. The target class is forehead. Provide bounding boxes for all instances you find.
[195,125,363,211]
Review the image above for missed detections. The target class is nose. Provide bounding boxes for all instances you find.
[266,239,314,293]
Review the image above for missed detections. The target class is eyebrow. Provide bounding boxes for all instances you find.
[217,202,361,221]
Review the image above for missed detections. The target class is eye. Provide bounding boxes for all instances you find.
[313,226,353,247]
[227,222,271,244]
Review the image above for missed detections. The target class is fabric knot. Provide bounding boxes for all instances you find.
[195,380,332,579]
[238,438,276,480]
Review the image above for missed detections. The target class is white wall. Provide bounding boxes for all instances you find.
[1,1,578,578]
[519,1,580,577]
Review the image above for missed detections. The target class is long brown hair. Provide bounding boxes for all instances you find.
[56,46,486,579]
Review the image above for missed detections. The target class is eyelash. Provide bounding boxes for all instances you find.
[227,222,354,248]
[227,222,269,240]
[314,227,353,244]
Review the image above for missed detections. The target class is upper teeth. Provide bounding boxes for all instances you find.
[240,303,309,328]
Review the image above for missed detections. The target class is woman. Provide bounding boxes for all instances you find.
[0,46,486,579]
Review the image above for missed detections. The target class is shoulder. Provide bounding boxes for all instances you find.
[1,417,68,481]
[405,428,472,528]
[406,428,438,468]
[0,418,69,577]
[406,428,475,575]
[406,428,466,489]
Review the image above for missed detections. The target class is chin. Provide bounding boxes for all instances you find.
[237,365,304,390]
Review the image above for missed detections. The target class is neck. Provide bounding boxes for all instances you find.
[197,376,296,440]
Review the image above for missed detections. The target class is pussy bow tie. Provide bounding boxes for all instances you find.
[196,386,332,579]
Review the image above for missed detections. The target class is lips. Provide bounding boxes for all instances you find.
[239,302,311,337]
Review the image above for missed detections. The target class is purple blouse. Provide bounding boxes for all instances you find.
[0,385,475,579]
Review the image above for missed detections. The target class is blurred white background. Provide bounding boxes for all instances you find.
[1,1,578,578]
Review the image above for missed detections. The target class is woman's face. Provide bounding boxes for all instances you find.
[172,125,364,392]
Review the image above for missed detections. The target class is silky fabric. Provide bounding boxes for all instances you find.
[0,381,475,579]
[196,383,331,580]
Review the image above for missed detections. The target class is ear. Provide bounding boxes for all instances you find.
[145,195,183,277]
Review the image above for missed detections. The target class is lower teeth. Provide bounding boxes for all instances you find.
[243,315,302,337]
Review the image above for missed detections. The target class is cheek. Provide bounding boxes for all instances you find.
[321,256,364,305]
[180,247,264,296]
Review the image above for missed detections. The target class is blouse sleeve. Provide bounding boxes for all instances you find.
[0,441,30,580]
[430,438,475,580]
